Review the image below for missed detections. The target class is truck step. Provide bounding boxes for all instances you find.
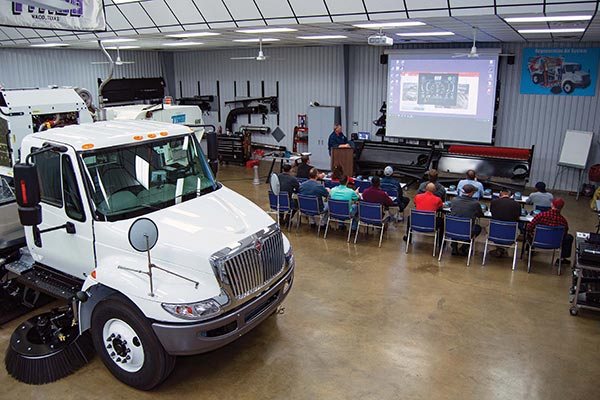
[17,266,83,301]
[5,249,35,275]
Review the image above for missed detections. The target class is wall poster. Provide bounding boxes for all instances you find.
[520,47,599,96]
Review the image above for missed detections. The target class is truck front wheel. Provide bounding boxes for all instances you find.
[562,81,574,94]
[90,296,176,390]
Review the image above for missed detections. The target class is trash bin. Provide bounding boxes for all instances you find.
[590,164,600,182]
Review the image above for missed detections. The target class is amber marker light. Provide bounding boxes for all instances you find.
[82,143,94,149]
[160,131,169,136]
[91,270,97,279]
[133,135,143,140]
[148,133,157,138]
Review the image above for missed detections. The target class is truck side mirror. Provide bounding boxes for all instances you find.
[14,163,42,226]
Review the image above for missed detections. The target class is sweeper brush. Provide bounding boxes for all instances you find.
[5,307,95,384]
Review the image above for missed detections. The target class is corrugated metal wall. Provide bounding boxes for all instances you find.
[2,42,599,190]
[0,47,163,101]
[347,45,388,141]
[173,46,345,151]
[495,41,600,192]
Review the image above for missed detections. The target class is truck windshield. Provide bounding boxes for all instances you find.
[81,134,218,221]
[565,64,581,72]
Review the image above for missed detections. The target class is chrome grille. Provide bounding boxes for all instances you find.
[218,230,284,299]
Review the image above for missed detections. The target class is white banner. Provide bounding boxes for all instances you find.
[0,1,105,31]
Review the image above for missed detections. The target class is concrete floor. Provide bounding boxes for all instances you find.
[1,164,599,399]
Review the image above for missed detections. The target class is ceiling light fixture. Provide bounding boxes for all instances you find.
[396,31,455,37]
[99,38,137,43]
[236,27,297,34]
[233,38,280,43]
[166,32,221,38]
[30,43,69,47]
[105,45,140,50]
[297,35,348,40]
[505,15,592,23]
[163,41,204,46]
[353,21,425,29]
[518,28,586,34]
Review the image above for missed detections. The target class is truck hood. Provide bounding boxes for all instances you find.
[92,185,282,302]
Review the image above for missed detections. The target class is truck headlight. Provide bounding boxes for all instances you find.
[162,299,221,321]
[285,246,294,269]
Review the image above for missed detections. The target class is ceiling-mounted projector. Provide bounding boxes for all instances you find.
[368,34,394,46]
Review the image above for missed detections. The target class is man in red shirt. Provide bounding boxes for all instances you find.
[404,183,444,242]
[526,197,574,264]
[414,182,443,211]
[362,176,395,221]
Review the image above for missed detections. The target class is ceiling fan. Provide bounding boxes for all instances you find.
[92,46,135,66]
[453,27,481,58]
[453,26,515,59]
[231,38,269,61]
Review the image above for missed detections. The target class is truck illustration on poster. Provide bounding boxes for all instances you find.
[520,48,599,96]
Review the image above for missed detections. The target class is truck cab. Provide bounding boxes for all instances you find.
[6,116,293,389]
[561,62,591,93]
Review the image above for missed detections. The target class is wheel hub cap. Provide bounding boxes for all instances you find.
[102,319,144,372]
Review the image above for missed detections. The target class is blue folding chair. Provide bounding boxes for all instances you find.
[324,199,354,242]
[482,220,519,270]
[354,201,385,247]
[535,205,551,212]
[268,190,292,230]
[405,209,438,256]
[353,180,371,193]
[296,194,326,236]
[324,180,339,190]
[439,215,474,266]
[380,183,401,220]
[380,183,399,199]
[526,225,565,275]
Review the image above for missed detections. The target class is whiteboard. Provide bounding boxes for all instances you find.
[558,130,594,169]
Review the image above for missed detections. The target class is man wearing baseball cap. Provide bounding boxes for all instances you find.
[381,166,410,219]
[450,183,484,255]
[526,197,574,265]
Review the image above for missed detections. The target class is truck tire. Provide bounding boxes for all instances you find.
[90,296,176,390]
[532,74,542,84]
[562,81,574,94]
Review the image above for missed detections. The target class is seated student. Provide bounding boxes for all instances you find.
[330,175,360,230]
[404,182,445,241]
[526,181,553,209]
[450,184,484,255]
[381,166,410,215]
[489,188,521,257]
[361,176,395,221]
[296,155,313,179]
[415,182,444,212]
[417,169,446,200]
[277,164,299,223]
[526,197,574,265]
[457,169,485,200]
[299,168,330,227]
[331,163,354,184]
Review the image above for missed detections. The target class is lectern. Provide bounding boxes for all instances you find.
[331,147,354,177]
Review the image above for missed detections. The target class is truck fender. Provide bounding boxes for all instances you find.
[78,284,119,333]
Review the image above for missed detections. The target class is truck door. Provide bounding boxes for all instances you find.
[27,148,95,279]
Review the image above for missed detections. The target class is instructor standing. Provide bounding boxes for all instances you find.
[328,124,354,155]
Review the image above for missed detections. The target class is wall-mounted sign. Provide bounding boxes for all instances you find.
[520,47,599,96]
[0,1,105,32]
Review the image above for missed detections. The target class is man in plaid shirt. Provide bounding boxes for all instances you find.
[526,197,574,264]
